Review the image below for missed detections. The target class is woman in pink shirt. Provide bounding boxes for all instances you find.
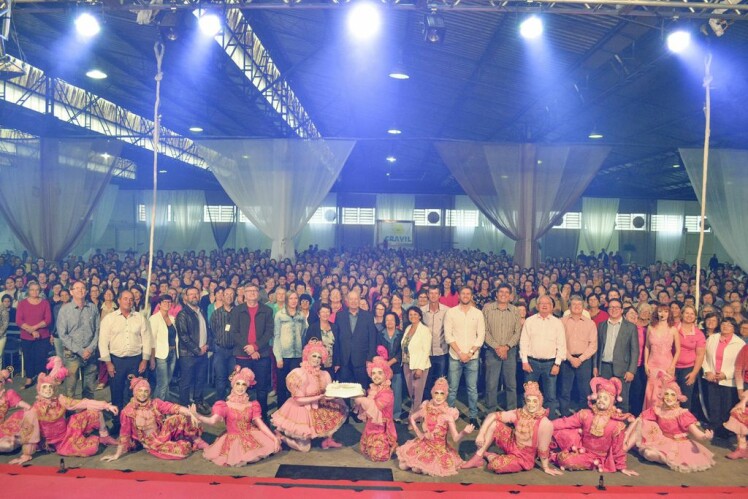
[15,282,52,388]
[675,305,706,411]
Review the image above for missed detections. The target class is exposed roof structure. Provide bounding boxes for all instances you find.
[2,0,748,200]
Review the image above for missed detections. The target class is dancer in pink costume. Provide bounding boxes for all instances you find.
[101,377,206,461]
[0,367,31,452]
[11,357,118,464]
[551,376,638,475]
[271,338,348,452]
[353,346,398,462]
[643,304,681,410]
[462,381,560,475]
[725,344,748,459]
[631,372,715,472]
[192,367,281,466]
[396,377,474,477]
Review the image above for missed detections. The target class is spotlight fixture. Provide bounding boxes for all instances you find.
[667,29,691,54]
[189,126,204,133]
[347,3,381,40]
[386,155,397,163]
[387,126,402,135]
[75,12,101,38]
[672,163,681,168]
[85,69,107,79]
[159,169,168,174]
[588,129,603,139]
[423,13,446,44]
[519,16,543,40]
[194,8,221,37]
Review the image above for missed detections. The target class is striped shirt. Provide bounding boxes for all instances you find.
[211,305,234,348]
[482,302,522,350]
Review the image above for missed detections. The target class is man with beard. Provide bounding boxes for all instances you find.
[176,287,211,415]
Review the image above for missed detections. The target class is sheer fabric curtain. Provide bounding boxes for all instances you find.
[655,200,685,263]
[376,194,415,220]
[453,195,478,249]
[171,190,205,250]
[436,142,610,267]
[205,191,235,249]
[0,136,121,260]
[91,184,120,245]
[142,190,172,252]
[681,148,748,269]
[579,197,619,255]
[205,139,355,261]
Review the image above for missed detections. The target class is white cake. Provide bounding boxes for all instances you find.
[325,381,364,398]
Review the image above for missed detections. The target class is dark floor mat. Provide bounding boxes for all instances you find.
[274,464,394,481]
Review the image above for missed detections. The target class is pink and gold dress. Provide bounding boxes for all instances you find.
[271,364,348,440]
[551,408,630,472]
[486,408,553,474]
[354,383,397,462]
[202,399,279,466]
[19,395,110,457]
[396,402,464,476]
[637,407,715,472]
[119,398,202,460]
[0,389,26,451]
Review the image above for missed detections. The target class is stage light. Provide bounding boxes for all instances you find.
[386,155,397,163]
[347,3,381,40]
[387,127,402,135]
[189,126,204,133]
[388,63,409,80]
[667,30,691,54]
[423,13,446,43]
[588,129,603,139]
[159,169,168,174]
[519,16,543,40]
[194,9,222,37]
[75,13,101,38]
[86,69,107,79]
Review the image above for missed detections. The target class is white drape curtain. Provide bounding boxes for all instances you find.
[452,196,510,252]
[91,184,120,245]
[681,148,748,270]
[436,142,610,268]
[376,194,415,221]
[579,197,619,255]
[0,136,122,260]
[142,190,172,252]
[655,200,685,263]
[453,195,478,249]
[171,190,206,250]
[205,139,355,261]
[295,192,337,252]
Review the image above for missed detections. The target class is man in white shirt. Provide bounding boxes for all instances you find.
[421,285,449,400]
[520,295,566,419]
[444,286,486,426]
[99,290,152,429]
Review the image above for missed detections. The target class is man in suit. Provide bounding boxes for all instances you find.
[594,298,639,413]
[336,289,377,388]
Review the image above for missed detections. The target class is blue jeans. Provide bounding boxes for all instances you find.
[447,357,479,418]
[425,353,448,400]
[391,371,403,418]
[526,358,559,418]
[213,345,236,400]
[155,350,177,401]
[62,349,98,399]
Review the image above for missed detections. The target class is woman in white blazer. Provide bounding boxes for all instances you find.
[150,295,178,401]
[703,317,744,439]
[401,306,432,417]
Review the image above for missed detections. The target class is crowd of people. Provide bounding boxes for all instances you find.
[0,246,747,475]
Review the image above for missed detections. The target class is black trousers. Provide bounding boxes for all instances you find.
[558,357,592,416]
[21,338,50,380]
[110,354,142,412]
[178,354,208,406]
[707,382,738,438]
[339,362,369,388]
[236,356,271,418]
[629,364,647,417]
[277,357,302,408]
[675,366,697,411]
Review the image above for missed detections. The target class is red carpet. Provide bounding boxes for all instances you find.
[1,464,745,498]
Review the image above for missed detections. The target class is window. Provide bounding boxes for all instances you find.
[651,215,684,232]
[445,209,479,228]
[203,205,236,223]
[551,212,581,230]
[341,207,376,225]
[137,203,172,222]
[413,209,442,227]
[308,206,337,225]
[615,213,647,231]
[684,215,711,233]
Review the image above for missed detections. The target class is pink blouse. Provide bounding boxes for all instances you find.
[676,325,706,369]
